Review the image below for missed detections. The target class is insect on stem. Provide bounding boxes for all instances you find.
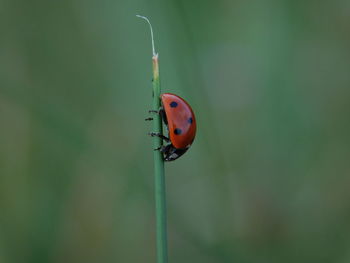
[136,15,157,57]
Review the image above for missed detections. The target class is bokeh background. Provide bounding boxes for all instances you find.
[1,0,350,262]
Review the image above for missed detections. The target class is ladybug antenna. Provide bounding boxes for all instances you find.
[136,15,157,57]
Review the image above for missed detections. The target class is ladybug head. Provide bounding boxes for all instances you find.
[161,144,189,161]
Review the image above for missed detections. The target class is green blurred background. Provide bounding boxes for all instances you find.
[1,0,350,262]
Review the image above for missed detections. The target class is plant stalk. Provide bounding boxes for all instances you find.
[152,54,168,263]
[137,15,168,262]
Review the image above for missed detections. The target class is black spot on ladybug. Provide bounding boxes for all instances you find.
[170,101,178,108]
[188,117,193,124]
[174,128,182,135]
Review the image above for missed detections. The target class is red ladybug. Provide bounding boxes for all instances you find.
[148,93,196,161]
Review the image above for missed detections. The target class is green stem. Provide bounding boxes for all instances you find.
[137,15,168,262]
[152,54,168,263]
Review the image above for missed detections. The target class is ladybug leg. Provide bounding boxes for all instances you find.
[159,109,168,125]
[148,107,164,115]
[154,146,166,151]
[146,109,160,121]
[147,108,166,123]
[159,144,171,153]
[154,145,169,152]
[148,132,170,142]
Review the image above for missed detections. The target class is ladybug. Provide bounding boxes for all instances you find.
[147,93,196,161]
